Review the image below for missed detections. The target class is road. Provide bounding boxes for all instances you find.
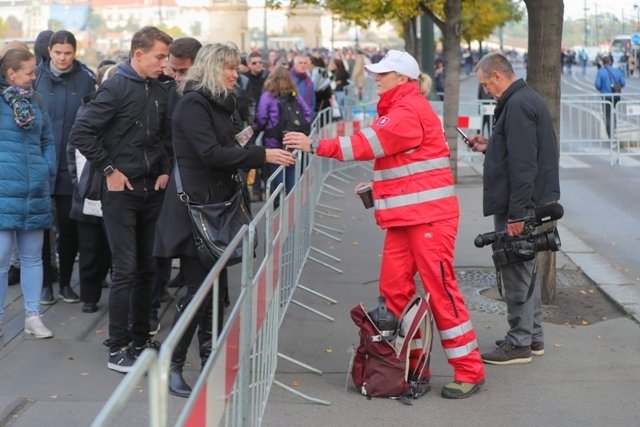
[458,64,640,288]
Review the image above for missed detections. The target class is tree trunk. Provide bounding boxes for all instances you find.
[523,0,564,304]
[443,0,462,181]
[403,19,419,60]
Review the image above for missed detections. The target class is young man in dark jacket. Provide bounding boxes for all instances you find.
[467,52,560,366]
[69,26,173,373]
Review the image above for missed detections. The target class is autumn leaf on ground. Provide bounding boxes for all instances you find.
[290,380,300,388]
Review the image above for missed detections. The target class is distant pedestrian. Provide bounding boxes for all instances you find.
[595,55,625,138]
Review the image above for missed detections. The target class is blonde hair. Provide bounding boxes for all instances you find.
[179,42,240,98]
[418,72,432,96]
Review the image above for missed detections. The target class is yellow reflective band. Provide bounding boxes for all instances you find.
[374,185,456,210]
[439,320,474,341]
[339,136,354,161]
[374,157,451,181]
[443,339,479,359]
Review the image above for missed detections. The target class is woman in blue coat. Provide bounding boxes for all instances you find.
[0,47,56,338]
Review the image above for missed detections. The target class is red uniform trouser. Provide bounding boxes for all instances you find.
[379,218,485,384]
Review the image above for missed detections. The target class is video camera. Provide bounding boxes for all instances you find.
[474,203,564,267]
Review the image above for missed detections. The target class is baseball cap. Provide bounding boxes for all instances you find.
[365,50,420,80]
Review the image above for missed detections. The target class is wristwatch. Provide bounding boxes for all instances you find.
[103,165,116,177]
[310,138,319,155]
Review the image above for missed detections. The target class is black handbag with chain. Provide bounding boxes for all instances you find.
[174,163,255,269]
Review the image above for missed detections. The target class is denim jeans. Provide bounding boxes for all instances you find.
[0,230,45,319]
[101,189,164,351]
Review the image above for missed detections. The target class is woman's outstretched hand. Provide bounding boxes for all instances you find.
[265,149,296,166]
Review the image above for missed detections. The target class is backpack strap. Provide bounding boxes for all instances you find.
[398,296,433,381]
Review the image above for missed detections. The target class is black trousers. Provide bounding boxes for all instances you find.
[77,221,110,305]
[43,195,79,289]
[150,256,172,313]
[171,255,227,366]
[101,190,164,351]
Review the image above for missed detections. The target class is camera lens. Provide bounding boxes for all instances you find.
[532,228,561,252]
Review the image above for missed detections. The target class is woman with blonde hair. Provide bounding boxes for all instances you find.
[154,43,295,397]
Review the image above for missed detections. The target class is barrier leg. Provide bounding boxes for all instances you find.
[272,380,331,406]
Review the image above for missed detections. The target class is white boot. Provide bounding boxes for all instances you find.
[25,315,53,339]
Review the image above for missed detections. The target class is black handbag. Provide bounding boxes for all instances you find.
[174,163,255,269]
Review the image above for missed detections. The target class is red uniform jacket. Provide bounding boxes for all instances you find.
[317,81,459,228]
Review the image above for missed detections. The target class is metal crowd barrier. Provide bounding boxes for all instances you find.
[91,105,374,427]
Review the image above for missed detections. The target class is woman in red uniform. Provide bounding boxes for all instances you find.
[284,50,485,399]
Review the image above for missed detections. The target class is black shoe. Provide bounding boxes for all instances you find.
[59,286,80,303]
[82,303,98,313]
[8,265,20,285]
[108,347,137,373]
[482,341,532,365]
[132,339,161,357]
[149,314,161,336]
[495,339,544,356]
[169,364,192,398]
[40,287,55,305]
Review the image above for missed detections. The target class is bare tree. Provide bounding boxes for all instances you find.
[523,0,564,304]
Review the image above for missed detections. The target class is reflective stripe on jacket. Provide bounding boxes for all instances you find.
[316,81,458,228]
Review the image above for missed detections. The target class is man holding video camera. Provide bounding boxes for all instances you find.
[467,52,560,365]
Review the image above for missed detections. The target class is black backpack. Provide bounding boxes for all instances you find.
[263,94,310,140]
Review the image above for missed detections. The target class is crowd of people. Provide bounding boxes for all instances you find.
[0,25,558,402]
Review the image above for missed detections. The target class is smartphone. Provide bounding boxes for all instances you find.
[455,127,473,148]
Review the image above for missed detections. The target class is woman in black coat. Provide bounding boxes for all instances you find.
[153,42,295,398]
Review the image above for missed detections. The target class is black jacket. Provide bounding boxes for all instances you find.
[69,60,170,188]
[34,60,96,195]
[483,79,560,220]
[153,84,266,259]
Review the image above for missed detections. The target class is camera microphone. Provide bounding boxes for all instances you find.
[532,202,564,224]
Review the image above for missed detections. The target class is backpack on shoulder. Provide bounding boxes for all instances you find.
[263,94,310,140]
[350,295,433,403]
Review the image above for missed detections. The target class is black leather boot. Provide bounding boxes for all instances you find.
[169,295,197,398]
[168,363,192,398]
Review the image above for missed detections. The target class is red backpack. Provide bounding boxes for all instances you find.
[350,295,433,403]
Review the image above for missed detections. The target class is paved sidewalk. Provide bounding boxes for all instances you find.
[1,160,639,426]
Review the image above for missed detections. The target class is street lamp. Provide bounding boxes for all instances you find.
[635,4,640,32]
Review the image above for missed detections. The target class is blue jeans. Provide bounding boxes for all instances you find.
[0,230,45,319]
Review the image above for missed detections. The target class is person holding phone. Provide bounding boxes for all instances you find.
[467,52,560,366]
[284,50,485,399]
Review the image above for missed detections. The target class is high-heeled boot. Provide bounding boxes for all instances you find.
[169,363,192,398]
[169,295,197,398]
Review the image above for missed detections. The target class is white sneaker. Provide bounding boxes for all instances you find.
[25,315,53,339]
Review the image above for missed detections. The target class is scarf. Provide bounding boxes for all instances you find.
[290,70,314,109]
[2,85,35,130]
